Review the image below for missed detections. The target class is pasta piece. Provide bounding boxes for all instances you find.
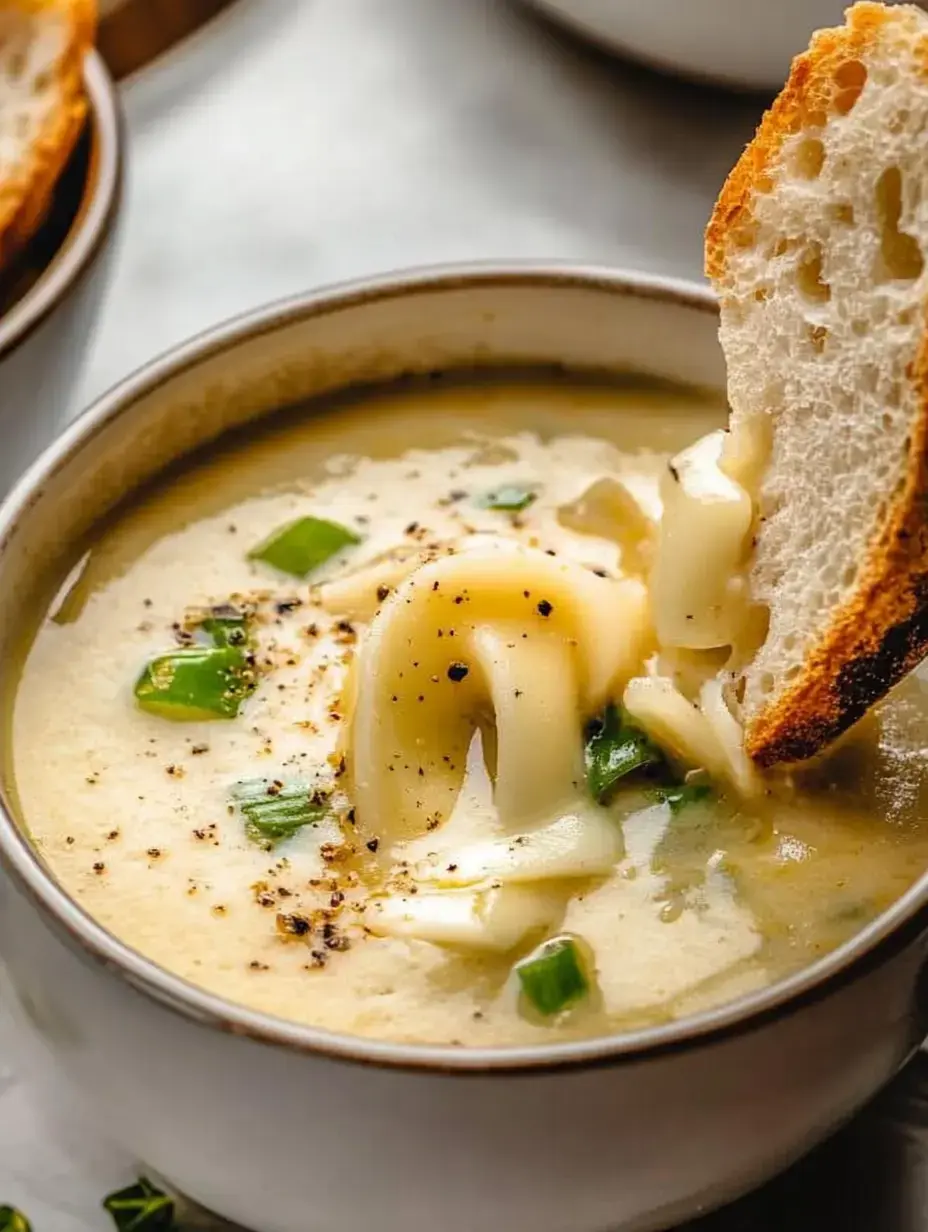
[699,677,761,798]
[651,431,753,650]
[365,884,561,952]
[557,475,658,575]
[350,543,649,848]
[623,675,726,779]
[417,810,622,888]
[318,534,511,622]
[624,674,761,798]
[317,547,431,621]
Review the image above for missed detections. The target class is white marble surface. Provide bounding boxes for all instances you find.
[6,0,888,1228]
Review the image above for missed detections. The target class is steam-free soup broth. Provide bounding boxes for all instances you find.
[11,376,928,1046]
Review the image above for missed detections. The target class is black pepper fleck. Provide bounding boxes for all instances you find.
[277,912,311,937]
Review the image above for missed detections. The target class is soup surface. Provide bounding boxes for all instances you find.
[11,375,928,1047]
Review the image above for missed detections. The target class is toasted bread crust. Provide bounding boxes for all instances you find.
[706,2,928,766]
[0,0,97,270]
[746,321,928,766]
[706,3,891,288]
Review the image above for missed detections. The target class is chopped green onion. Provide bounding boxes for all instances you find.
[477,484,538,513]
[232,778,331,846]
[134,647,254,721]
[195,603,250,648]
[103,1178,175,1231]
[248,516,360,578]
[0,1209,32,1232]
[653,783,712,814]
[585,704,664,802]
[515,935,590,1017]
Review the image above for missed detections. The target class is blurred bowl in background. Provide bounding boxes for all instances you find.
[0,49,123,497]
[523,0,852,91]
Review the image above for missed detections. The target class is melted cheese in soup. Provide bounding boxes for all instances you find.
[10,376,928,1047]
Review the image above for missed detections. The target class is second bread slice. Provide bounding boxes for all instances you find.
[0,0,97,274]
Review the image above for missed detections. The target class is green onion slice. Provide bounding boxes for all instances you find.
[103,1178,175,1231]
[653,782,712,814]
[232,778,331,846]
[516,935,591,1018]
[477,484,538,513]
[248,516,361,578]
[585,704,664,803]
[0,1209,32,1232]
[134,647,254,721]
[194,603,250,648]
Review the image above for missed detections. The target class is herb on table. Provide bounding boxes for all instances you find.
[103,1177,176,1231]
[476,484,538,513]
[232,778,332,847]
[515,935,591,1018]
[584,704,664,803]
[248,515,361,578]
[0,1208,32,1232]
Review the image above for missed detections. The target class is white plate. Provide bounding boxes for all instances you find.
[523,0,852,91]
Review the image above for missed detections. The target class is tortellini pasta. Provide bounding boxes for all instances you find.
[349,540,649,852]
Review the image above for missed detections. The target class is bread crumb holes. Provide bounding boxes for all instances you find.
[792,137,825,180]
[833,59,867,114]
[875,166,924,283]
[797,242,831,303]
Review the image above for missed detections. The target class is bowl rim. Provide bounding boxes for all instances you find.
[0,49,123,362]
[2,260,927,1076]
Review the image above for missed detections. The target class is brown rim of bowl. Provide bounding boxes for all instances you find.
[0,49,123,363]
[1,262,927,1076]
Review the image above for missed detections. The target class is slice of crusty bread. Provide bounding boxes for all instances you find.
[706,1,928,767]
[0,0,96,273]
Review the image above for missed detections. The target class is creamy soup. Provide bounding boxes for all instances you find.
[10,375,928,1047]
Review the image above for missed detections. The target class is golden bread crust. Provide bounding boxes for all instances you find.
[746,321,928,765]
[706,3,890,287]
[0,0,97,271]
[705,2,928,765]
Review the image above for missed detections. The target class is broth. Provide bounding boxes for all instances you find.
[11,375,928,1046]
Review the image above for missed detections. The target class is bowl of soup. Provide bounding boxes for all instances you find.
[0,47,122,497]
[1,265,927,1232]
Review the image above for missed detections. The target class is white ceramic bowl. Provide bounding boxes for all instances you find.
[524,0,852,91]
[0,50,122,496]
[1,266,927,1232]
